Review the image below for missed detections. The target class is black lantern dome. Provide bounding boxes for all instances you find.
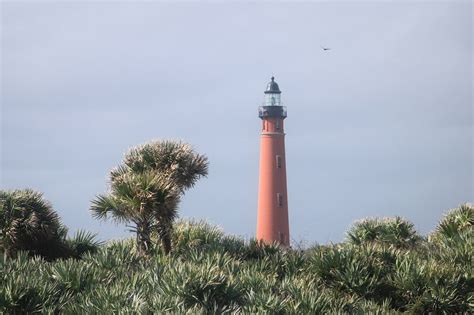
[264,77,281,94]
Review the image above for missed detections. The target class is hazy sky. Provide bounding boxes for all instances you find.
[1,1,472,244]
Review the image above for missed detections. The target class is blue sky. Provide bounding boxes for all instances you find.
[1,1,472,244]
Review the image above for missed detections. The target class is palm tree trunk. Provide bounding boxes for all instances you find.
[136,229,145,257]
[158,224,172,255]
[136,223,151,257]
[162,232,172,255]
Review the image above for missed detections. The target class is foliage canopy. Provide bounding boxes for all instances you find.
[1,214,473,313]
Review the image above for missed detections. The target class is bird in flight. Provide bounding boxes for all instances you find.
[321,46,331,51]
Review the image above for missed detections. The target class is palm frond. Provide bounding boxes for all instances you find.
[90,194,117,220]
[121,139,209,192]
[67,230,103,258]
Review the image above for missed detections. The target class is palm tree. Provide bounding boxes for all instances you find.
[91,170,180,256]
[0,189,65,259]
[100,140,209,254]
[112,140,209,192]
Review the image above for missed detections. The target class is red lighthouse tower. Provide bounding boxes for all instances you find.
[256,77,290,246]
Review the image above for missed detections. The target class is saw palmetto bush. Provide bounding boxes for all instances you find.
[157,256,246,312]
[171,220,281,262]
[171,220,226,255]
[0,189,102,261]
[390,253,473,313]
[425,204,474,276]
[0,189,70,260]
[65,230,103,259]
[306,243,398,304]
[1,206,473,313]
[430,203,473,242]
[347,216,422,249]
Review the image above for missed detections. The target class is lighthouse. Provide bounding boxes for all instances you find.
[256,77,290,246]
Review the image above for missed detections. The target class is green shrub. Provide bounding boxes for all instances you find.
[171,220,226,254]
[306,244,397,303]
[430,203,473,242]
[158,257,246,312]
[0,189,68,260]
[390,254,473,313]
[347,216,422,249]
[65,230,102,259]
[1,208,472,314]
[86,240,140,269]
[277,276,333,313]
[50,260,97,293]
[171,220,282,263]
[0,252,66,313]
[0,190,101,261]
[63,275,150,313]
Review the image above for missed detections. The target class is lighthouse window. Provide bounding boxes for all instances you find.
[275,120,280,130]
[262,120,265,131]
[276,155,282,168]
[277,193,283,207]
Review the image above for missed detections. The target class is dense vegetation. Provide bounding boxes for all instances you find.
[0,189,101,261]
[1,205,472,313]
[1,140,472,313]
